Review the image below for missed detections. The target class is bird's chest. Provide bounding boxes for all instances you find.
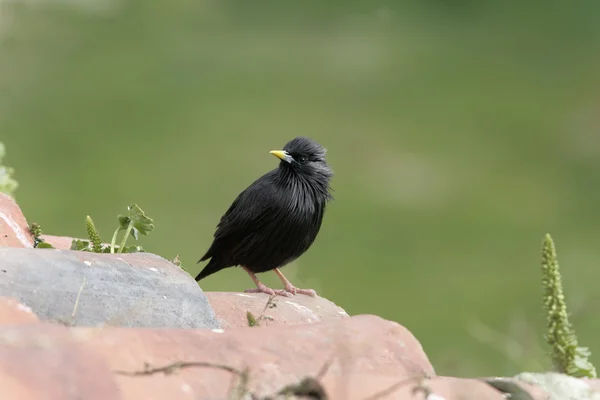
[267,191,324,244]
[259,204,322,269]
[257,177,327,251]
[233,183,327,270]
[276,201,320,235]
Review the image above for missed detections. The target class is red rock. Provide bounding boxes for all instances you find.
[205,291,349,328]
[388,376,504,400]
[320,373,403,400]
[586,378,600,391]
[40,234,112,250]
[0,323,121,400]
[39,234,78,250]
[69,314,435,399]
[249,374,505,400]
[0,315,589,400]
[349,376,507,400]
[0,193,33,248]
[0,297,39,324]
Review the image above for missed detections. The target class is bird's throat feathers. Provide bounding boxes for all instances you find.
[275,165,333,214]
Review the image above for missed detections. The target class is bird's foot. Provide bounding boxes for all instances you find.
[272,268,318,297]
[283,283,318,298]
[244,282,293,297]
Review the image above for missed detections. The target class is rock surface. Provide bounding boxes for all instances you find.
[70,314,435,398]
[0,323,121,400]
[0,247,220,329]
[2,182,600,399]
[39,234,105,250]
[0,193,33,248]
[0,312,436,400]
[0,296,39,324]
[205,291,349,328]
[0,296,599,399]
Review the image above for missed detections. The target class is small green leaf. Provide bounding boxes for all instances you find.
[71,239,91,251]
[119,245,145,253]
[117,214,130,230]
[576,346,591,357]
[127,204,155,236]
[113,204,155,253]
[572,346,597,378]
[36,242,55,249]
[29,223,43,238]
[247,311,257,327]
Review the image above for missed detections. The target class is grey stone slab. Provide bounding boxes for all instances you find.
[0,248,220,329]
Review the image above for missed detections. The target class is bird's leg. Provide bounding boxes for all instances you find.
[242,266,293,297]
[274,268,318,297]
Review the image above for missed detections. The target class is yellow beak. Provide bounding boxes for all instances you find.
[270,150,292,163]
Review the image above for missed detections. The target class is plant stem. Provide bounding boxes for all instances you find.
[117,223,133,254]
[110,227,121,254]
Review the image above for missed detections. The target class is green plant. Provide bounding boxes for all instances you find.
[109,203,155,253]
[541,233,596,378]
[0,142,18,198]
[171,254,182,268]
[246,296,277,327]
[70,203,155,254]
[246,311,257,327]
[29,222,54,248]
[86,215,103,253]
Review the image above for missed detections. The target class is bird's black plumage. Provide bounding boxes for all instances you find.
[195,137,333,283]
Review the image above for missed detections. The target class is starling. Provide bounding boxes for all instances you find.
[195,137,334,297]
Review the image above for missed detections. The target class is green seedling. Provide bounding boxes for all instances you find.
[29,222,55,249]
[110,203,155,253]
[542,233,596,378]
[86,215,103,253]
[70,204,155,254]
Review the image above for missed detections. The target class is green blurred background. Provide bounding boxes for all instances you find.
[2,0,600,377]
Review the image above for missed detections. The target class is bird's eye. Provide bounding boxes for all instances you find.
[297,156,307,164]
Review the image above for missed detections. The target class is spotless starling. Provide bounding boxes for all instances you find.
[195,137,334,297]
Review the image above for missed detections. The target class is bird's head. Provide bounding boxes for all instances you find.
[270,137,333,182]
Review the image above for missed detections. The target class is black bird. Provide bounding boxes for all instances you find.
[195,137,334,297]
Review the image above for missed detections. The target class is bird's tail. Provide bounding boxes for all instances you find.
[195,258,225,281]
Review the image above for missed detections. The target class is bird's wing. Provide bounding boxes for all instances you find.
[200,174,280,261]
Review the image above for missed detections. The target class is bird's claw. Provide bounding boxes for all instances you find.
[285,285,318,298]
[244,284,293,297]
[244,283,317,298]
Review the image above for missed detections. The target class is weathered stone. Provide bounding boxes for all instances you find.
[0,247,220,329]
[0,322,121,400]
[0,193,33,248]
[0,297,39,324]
[1,315,591,400]
[361,376,508,400]
[205,291,349,328]
[40,234,110,250]
[69,314,435,399]
[483,376,550,400]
